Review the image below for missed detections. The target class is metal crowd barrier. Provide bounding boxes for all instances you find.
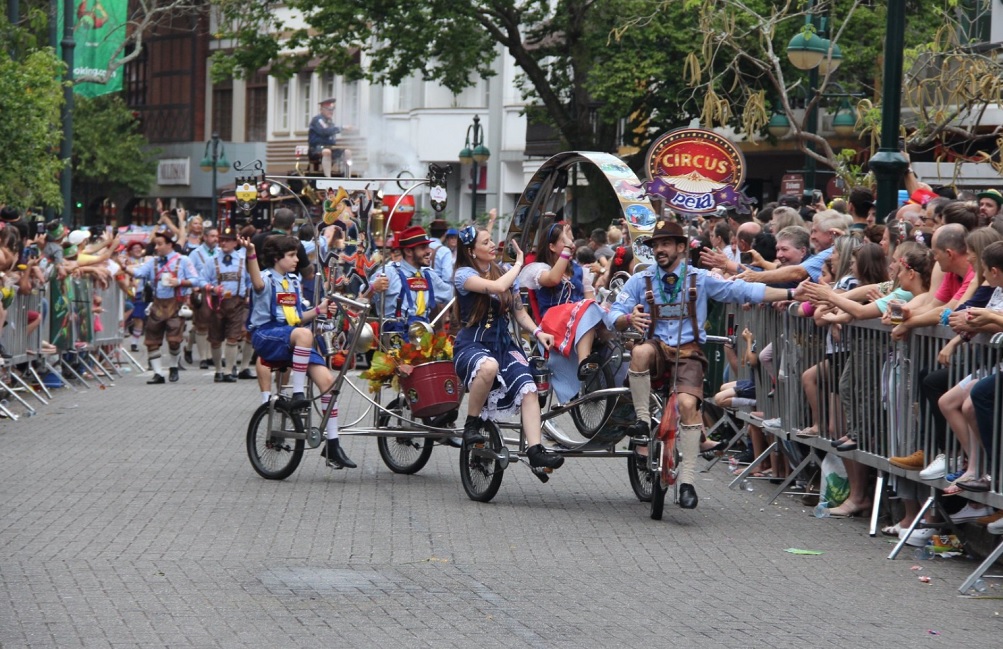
[0,275,141,420]
[720,298,1003,592]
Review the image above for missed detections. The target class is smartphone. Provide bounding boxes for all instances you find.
[813,190,823,204]
[898,136,906,151]
[505,241,518,258]
[740,251,753,265]
[35,221,46,236]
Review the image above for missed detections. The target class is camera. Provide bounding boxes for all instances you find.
[740,251,753,265]
[505,241,518,259]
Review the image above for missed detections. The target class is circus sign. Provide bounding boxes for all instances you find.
[644,128,747,215]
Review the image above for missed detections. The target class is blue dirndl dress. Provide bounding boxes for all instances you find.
[452,266,536,420]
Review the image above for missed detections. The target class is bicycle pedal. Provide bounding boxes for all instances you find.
[531,467,550,483]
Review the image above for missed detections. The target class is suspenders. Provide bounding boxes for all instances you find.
[643,271,698,341]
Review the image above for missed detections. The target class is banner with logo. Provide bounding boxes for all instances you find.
[643,128,748,215]
[56,0,128,97]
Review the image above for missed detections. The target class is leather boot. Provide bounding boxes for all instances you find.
[527,444,564,470]
[323,438,356,469]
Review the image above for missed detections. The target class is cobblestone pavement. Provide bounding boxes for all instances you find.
[1,361,1001,648]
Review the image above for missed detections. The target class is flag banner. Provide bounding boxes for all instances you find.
[56,0,128,97]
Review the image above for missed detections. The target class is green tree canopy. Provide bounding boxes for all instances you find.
[73,94,157,195]
[210,0,694,153]
[0,16,65,210]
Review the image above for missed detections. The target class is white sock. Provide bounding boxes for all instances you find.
[149,355,163,376]
[261,391,271,404]
[291,345,310,393]
[224,342,238,372]
[168,352,180,369]
[211,346,223,372]
[322,394,339,439]
[196,332,209,362]
[628,369,651,424]
[678,424,703,485]
[240,342,254,369]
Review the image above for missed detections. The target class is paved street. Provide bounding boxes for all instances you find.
[1,363,1001,648]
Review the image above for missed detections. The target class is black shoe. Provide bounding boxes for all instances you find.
[463,415,485,445]
[527,444,564,470]
[835,439,858,452]
[577,352,601,381]
[286,392,310,410]
[147,373,165,385]
[237,369,257,380]
[323,439,357,469]
[439,437,463,448]
[214,372,236,383]
[734,447,754,464]
[199,360,209,370]
[130,344,139,352]
[679,483,698,509]
[626,420,650,439]
[183,349,193,365]
[169,367,179,382]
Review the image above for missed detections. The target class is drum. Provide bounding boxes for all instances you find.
[398,360,461,418]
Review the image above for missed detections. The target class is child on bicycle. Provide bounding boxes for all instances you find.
[243,234,356,469]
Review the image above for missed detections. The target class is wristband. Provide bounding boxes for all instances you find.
[625,313,632,328]
[247,254,257,260]
[786,288,794,301]
[559,251,572,260]
[940,309,952,326]
[533,326,542,338]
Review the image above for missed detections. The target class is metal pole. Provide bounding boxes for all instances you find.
[210,133,219,227]
[60,0,74,225]
[471,159,478,222]
[868,0,908,224]
[806,65,818,194]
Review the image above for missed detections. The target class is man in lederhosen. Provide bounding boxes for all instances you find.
[199,226,249,383]
[186,225,219,369]
[128,231,203,384]
[606,218,797,510]
[369,225,452,328]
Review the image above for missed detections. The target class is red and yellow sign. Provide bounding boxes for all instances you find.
[644,128,747,215]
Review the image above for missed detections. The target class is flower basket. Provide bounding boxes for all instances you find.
[397,360,461,417]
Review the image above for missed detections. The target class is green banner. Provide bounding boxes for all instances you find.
[56,0,127,97]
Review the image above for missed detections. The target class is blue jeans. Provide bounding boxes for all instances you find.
[970,371,1000,458]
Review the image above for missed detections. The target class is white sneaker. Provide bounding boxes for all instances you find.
[988,518,1003,535]
[762,418,782,429]
[918,453,947,480]
[899,526,938,547]
[950,502,994,524]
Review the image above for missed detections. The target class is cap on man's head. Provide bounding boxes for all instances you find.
[445,228,459,237]
[219,226,238,240]
[46,221,66,239]
[429,219,448,237]
[0,206,20,222]
[319,97,336,107]
[977,188,1003,207]
[396,226,433,249]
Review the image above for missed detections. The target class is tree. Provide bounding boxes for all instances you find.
[209,0,694,153]
[72,94,158,223]
[620,0,957,186]
[0,15,65,210]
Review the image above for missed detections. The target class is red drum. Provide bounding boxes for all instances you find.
[398,360,461,417]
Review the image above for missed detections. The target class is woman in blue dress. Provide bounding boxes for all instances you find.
[452,226,565,470]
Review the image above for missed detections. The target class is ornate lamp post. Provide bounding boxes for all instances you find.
[458,115,490,222]
[199,132,230,227]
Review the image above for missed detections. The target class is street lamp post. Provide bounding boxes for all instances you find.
[458,115,490,222]
[786,5,842,196]
[868,0,908,224]
[199,132,230,227]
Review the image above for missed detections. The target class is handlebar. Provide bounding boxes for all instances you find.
[330,293,369,311]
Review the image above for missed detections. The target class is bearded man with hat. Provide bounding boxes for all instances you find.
[977,189,1002,225]
[369,225,452,327]
[198,226,249,383]
[605,217,800,510]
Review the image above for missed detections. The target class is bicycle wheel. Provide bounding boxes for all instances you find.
[650,394,670,520]
[570,360,615,439]
[627,439,653,502]
[460,420,505,502]
[247,402,305,480]
[376,397,434,474]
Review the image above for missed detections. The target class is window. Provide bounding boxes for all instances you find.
[298,74,312,131]
[276,81,290,132]
[245,72,268,142]
[342,80,359,129]
[212,84,233,141]
[322,73,336,103]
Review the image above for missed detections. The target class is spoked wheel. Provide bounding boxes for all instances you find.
[376,397,434,474]
[570,361,615,439]
[627,439,653,502]
[460,420,505,502]
[247,402,305,480]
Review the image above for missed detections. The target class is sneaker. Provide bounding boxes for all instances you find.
[975,510,1003,526]
[899,526,938,548]
[988,518,1003,535]
[945,469,967,483]
[918,453,947,480]
[950,502,994,524]
[889,450,925,470]
[762,418,782,429]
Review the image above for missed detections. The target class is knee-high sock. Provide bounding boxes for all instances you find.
[678,423,703,485]
[224,342,238,372]
[211,346,223,372]
[291,346,311,393]
[148,352,163,377]
[196,332,209,362]
[321,150,332,178]
[168,351,180,369]
[240,341,254,369]
[628,369,651,424]
[322,393,339,439]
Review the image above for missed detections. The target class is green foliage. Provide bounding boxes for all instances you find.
[72,94,157,195]
[0,19,65,209]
